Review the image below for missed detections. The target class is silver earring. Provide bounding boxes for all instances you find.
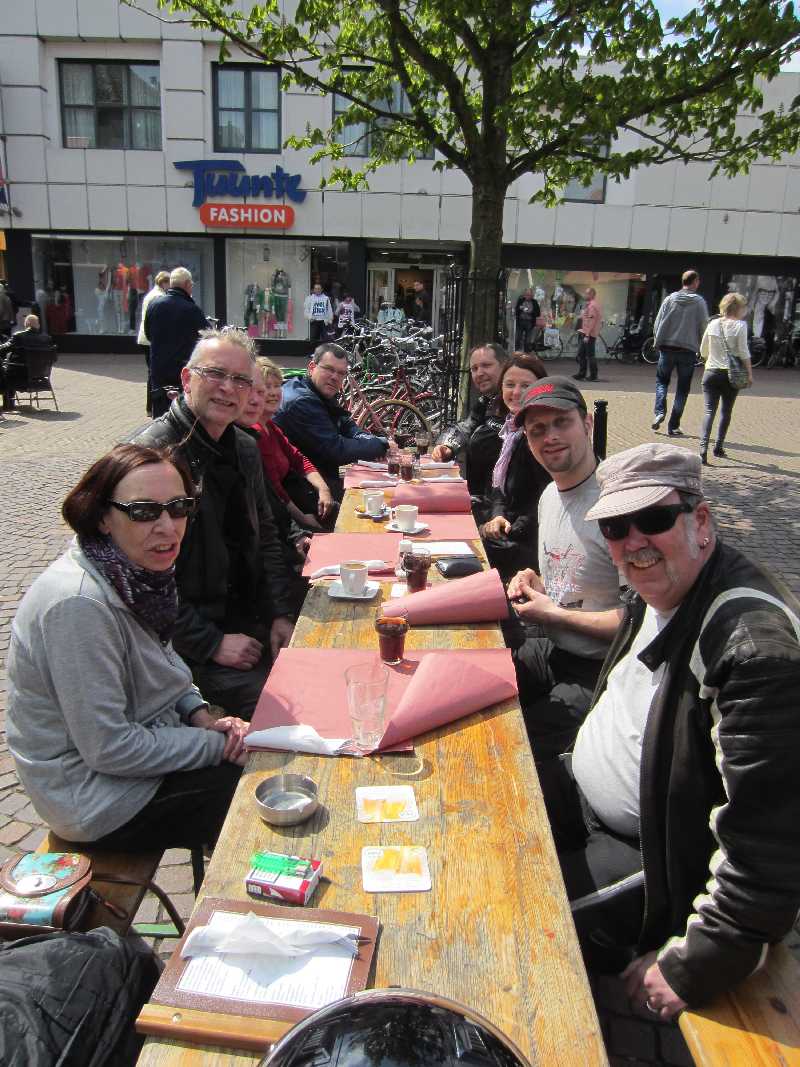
[700,537,710,548]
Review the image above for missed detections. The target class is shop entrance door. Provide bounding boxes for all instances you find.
[367,263,447,328]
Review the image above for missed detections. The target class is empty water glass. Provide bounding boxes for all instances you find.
[345,661,389,753]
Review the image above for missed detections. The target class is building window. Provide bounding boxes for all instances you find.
[563,143,608,203]
[213,65,281,153]
[60,61,161,150]
[333,83,434,160]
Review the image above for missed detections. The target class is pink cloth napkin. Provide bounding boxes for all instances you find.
[392,481,472,513]
[403,512,480,540]
[303,533,401,576]
[246,647,517,752]
[384,568,509,625]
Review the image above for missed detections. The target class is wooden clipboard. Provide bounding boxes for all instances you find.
[136,896,379,1052]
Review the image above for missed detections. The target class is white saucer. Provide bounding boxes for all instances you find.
[327,580,381,601]
[386,520,430,535]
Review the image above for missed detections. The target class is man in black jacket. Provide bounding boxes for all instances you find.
[542,442,800,1017]
[130,328,295,718]
[144,267,208,418]
[0,314,55,410]
[431,342,507,502]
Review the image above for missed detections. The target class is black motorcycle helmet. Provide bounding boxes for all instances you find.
[259,988,531,1067]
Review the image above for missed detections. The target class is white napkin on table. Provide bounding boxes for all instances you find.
[309,560,393,580]
[356,460,390,470]
[245,722,349,755]
[357,479,397,487]
[420,460,457,469]
[181,912,359,959]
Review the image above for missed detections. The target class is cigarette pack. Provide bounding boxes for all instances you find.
[244,851,323,906]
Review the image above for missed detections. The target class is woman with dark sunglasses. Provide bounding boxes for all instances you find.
[6,443,246,852]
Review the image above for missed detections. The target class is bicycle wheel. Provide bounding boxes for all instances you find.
[641,337,657,364]
[369,398,432,438]
[563,331,580,356]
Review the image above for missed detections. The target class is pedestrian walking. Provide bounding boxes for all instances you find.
[698,292,752,464]
[651,270,708,436]
[573,287,601,381]
[514,288,540,352]
[144,267,208,418]
[137,269,170,415]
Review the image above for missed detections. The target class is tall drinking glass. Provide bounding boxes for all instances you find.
[345,661,389,753]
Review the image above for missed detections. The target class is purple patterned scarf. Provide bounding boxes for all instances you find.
[492,414,522,490]
[80,535,179,642]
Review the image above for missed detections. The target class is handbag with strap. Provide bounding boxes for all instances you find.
[0,852,94,938]
[720,323,750,389]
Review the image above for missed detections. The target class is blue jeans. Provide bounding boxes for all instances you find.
[700,369,738,449]
[654,348,696,431]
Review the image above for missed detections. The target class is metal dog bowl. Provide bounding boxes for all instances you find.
[255,774,319,827]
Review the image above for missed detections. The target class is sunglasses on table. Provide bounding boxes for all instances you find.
[108,497,197,522]
[598,501,694,541]
[190,366,253,390]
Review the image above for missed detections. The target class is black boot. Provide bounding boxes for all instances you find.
[713,444,727,458]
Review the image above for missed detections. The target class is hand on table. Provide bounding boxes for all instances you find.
[622,952,687,1021]
[212,633,264,671]
[481,515,512,540]
[210,716,250,764]
[506,568,544,601]
[317,489,335,519]
[430,444,453,462]
[270,615,295,660]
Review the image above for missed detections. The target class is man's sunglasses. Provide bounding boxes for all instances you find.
[108,497,197,523]
[598,501,694,541]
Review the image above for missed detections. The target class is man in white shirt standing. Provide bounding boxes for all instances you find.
[303,284,333,342]
[540,442,800,1020]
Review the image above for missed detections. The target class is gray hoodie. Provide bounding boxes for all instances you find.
[653,289,709,353]
[6,541,225,842]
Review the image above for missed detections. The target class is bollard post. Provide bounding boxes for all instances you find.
[593,399,608,460]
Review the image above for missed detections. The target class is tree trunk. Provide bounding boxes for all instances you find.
[458,179,508,412]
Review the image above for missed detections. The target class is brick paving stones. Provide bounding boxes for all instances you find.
[1,354,799,1063]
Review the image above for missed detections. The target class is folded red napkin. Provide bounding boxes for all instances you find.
[303,532,400,576]
[391,480,472,513]
[385,568,509,624]
[247,647,517,752]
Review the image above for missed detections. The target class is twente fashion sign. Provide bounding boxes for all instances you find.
[174,160,306,229]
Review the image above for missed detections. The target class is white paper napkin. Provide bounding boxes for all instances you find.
[357,479,397,488]
[246,723,349,755]
[309,560,392,580]
[420,461,457,469]
[181,912,359,959]
[356,460,390,470]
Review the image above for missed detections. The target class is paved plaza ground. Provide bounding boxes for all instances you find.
[0,353,798,1065]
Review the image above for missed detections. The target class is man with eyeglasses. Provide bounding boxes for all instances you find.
[505,377,625,763]
[274,343,390,500]
[538,442,800,1021]
[131,328,296,718]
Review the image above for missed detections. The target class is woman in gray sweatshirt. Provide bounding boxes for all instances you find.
[7,444,248,849]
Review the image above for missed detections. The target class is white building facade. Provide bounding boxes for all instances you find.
[2,0,800,354]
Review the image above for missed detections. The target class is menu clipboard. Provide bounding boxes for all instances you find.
[136,896,379,1052]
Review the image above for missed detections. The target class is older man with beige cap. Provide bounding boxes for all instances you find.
[540,441,800,1020]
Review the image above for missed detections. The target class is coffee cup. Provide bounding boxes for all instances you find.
[340,561,368,595]
[364,491,385,517]
[390,505,418,532]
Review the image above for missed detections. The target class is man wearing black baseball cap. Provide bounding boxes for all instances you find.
[505,376,625,762]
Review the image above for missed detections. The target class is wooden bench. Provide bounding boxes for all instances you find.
[679,943,800,1066]
[35,832,199,937]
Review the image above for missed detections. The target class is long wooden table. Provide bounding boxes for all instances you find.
[138,480,607,1066]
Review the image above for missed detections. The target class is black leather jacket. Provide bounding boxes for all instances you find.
[437,392,504,500]
[144,287,207,389]
[592,541,800,1005]
[130,397,295,663]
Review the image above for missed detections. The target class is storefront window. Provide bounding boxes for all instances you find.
[505,269,647,351]
[32,235,214,336]
[726,273,796,359]
[226,239,350,341]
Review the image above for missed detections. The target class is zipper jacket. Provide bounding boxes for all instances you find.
[590,541,800,1005]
